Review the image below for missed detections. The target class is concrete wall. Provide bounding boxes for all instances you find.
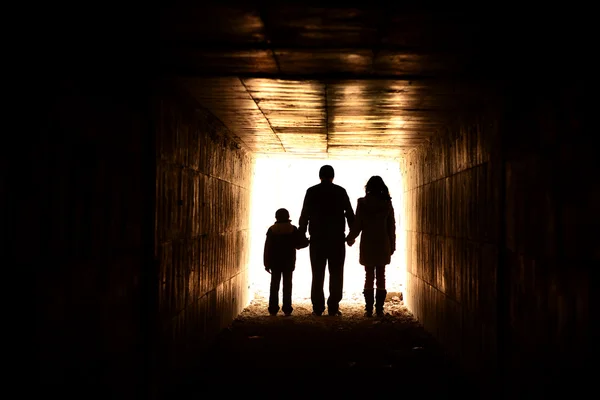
[401,102,502,380]
[501,82,593,392]
[31,78,254,393]
[31,78,154,395]
[154,84,253,380]
[402,82,594,391]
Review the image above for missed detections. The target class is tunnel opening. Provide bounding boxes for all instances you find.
[247,156,406,307]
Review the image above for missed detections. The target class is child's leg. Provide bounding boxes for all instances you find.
[268,270,282,315]
[281,269,293,315]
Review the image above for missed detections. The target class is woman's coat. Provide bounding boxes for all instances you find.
[346,195,396,266]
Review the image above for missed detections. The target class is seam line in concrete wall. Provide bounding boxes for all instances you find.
[239,78,285,152]
[403,161,489,192]
[160,161,252,189]
[168,271,248,320]
[406,271,461,304]
[158,232,249,246]
[404,232,497,246]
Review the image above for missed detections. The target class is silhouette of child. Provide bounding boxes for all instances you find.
[263,208,308,316]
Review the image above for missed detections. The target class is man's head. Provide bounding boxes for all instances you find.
[275,208,291,222]
[319,165,334,182]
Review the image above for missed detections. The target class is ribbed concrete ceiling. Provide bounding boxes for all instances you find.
[158,4,524,158]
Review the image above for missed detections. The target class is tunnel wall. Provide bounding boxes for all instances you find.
[32,78,154,394]
[154,85,253,378]
[401,104,502,379]
[500,83,593,390]
[402,82,593,390]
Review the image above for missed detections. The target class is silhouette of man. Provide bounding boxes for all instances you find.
[298,165,355,316]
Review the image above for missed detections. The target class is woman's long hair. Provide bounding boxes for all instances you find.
[365,175,391,201]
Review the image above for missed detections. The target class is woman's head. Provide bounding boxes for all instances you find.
[365,175,391,200]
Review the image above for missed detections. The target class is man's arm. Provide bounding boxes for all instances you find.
[345,199,362,245]
[294,226,310,249]
[298,190,311,234]
[343,189,355,229]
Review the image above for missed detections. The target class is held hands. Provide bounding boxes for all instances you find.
[265,267,271,274]
[345,236,355,247]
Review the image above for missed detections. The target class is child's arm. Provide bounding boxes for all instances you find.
[294,226,310,249]
[388,203,396,255]
[263,228,272,273]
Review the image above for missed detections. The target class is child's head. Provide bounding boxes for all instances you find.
[275,208,291,223]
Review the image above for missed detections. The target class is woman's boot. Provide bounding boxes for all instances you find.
[375,289,387,317]
[363,289,374,317]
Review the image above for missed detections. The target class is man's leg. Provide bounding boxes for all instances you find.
[281,269,293,315]
[326,237,346,315]
[309,241,327,315]
[268,270,282,315]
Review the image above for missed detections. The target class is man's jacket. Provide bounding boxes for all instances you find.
[298,181,355,239]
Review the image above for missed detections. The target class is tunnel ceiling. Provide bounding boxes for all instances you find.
[158,4,521,158]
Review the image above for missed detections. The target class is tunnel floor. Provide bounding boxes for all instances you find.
[167,291,486,398]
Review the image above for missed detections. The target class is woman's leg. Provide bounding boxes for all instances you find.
[375,265,386,290]
[375,265,387,316]
[363,266,375,316]
[364,265,375,290]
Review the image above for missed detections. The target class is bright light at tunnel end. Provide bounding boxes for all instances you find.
[248,157,406,304]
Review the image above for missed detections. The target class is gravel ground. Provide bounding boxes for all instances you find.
[169,290,485,398]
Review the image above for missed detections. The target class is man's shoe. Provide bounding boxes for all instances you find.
[284,312,292,316]
[328,310,342,316]
[311,311,322,316]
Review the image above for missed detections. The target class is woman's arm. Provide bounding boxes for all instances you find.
[346,199,363,244]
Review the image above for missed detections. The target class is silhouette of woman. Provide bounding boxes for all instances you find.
[345,176,396,317]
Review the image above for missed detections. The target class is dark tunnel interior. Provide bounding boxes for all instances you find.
[26,2,595,398]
